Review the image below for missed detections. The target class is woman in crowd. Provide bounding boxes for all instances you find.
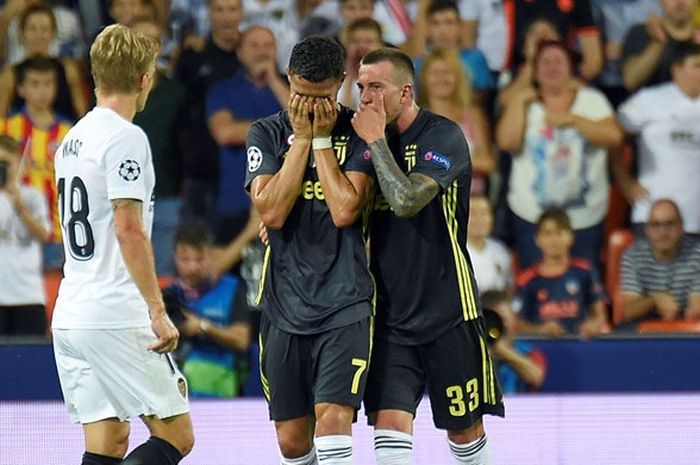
[417,47,495,195]
[496,40,622,269]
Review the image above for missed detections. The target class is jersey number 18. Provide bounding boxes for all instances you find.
[57,176,95,260]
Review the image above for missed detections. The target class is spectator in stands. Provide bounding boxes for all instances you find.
[243,0,340,71]
[131,17,187,277]
[498,17,561,107]
[467,195,513,294]
[621,0,697,92]
[591,0,662,107]
[0,57,71,271]
[206,25,287,246]
[176,0,243,224]
[336,0,375,47]
[513,208,608,339]
[497,40,623,269]
[0,4,86,120]
[0,135,50,336]
[459,0,508,79]
[412,0,494,103]
[616,42,700,236]
[373,0,430,57]
[619,199,700,324]
[498,0,604,81]
[481,290,546,393]
[339,18,385,109]
[107,0,151,26]
[0,0,86,64]
[417,47,495,195]
[166,221,252,398]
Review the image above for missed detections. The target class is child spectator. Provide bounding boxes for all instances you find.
[0,134,50,335]
[467,194,512,294]
[0,3,86,120]
[0,56,71,271]
[513,208,608,339]
[481,290,546,393]
[165,221,252,398]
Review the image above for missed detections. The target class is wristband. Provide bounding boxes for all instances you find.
[199,319,211,335]
[312,137,333,150]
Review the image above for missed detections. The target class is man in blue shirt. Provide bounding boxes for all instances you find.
[206,25,288,245]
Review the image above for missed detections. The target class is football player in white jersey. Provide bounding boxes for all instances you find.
[52,24,194,465]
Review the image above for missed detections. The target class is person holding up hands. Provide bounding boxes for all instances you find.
[351,46,503,465]
[245,36,376,465]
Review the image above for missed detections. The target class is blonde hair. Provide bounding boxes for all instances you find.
[417,48,473,109]
[90,24,159,94]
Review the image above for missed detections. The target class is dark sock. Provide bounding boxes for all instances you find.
[121,436,184,465]
[81,451,122,465]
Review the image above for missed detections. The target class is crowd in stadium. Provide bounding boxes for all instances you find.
[1,0,699,399]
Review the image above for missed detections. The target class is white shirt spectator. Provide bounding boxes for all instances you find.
[467,237,513,294]
[0,186,49,305]
[618,82,700,233]
[508,86,613,229]
[459,0,507,71]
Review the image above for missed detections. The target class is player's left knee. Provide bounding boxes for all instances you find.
[315,404,354,436]
[447,418,485,444]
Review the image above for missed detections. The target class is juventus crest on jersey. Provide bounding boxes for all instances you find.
[52,107,155,330]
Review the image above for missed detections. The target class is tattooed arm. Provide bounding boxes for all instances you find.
[367,138,439,217]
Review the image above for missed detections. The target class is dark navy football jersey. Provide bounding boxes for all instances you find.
[514,258,607,333]
[245,106,375,335]
[369,109,481,345]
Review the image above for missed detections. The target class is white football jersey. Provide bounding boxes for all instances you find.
[52,107,155,329]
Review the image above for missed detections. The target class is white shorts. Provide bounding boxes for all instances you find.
[53,327,190,424]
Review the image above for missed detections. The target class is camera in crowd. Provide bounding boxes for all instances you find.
[483,308,505,345]
[162,286,188,328]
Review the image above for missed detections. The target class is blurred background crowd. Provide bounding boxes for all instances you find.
[1,0,699,398]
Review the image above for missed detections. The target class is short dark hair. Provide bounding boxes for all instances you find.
[174,220,214,249]
[16,57,57,85]
[536,207,572,232]
[428,0,460,17]
[288,36,346,82]
[671,41,700,66]
[0,135,21,155]
[347,17,383,38]
[361,47,415,83]
[20,3,56,33]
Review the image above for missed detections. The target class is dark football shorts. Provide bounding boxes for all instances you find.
[364,318,505,430]
[259,314,372,421]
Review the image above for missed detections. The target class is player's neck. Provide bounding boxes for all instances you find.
[96,94,139,122]
[25,104,55,128]
[540,255,570,276]
[395,101,420,134]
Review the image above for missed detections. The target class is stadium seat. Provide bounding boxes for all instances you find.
[605,228,635,325]
[638,320,700,333]
[158,275,175,289]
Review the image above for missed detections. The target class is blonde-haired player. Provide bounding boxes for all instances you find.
[52,24,194,465]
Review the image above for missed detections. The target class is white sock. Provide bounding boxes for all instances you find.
[374,429,413,464]
[281,446,318,465]
[315,435,352,464]
[448,435,491,465]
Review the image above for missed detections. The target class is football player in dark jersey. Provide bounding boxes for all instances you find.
[352,47,504,465]
[245,36,375,465]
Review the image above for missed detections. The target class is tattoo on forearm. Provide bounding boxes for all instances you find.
[110,198,142,211]
[369,140,439,217]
